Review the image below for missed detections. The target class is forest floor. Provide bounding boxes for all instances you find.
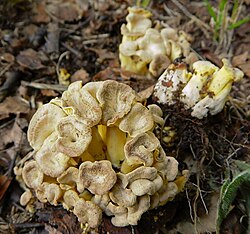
[0,0,249,233]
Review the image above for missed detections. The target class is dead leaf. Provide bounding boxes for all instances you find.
[32,1,51,23]
[46,1,83,22]
[238,61,250,78]
[0,175,12,201]
[71,69,90,84]
[0,96,30,117]
[89,48,117,63]
[41,89,58,97]
[232,52,249,66]
[137,85,154,102]
[16,49,45,70]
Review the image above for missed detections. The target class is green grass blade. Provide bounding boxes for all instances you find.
[204,0,217,22]
[219,0,228,11]
[136,0,151,7]
[228,17,250,30]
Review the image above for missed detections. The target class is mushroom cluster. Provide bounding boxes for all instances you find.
[153,59,244,119]
[119,6,198,78]
[15,80,188,230]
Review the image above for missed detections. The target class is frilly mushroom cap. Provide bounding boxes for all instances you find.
[124,132,160,166]
[127,195,150,226]
[22,160,44,189]
[45,183,63,206]
[61,81,102,126]
[92,193,110,211]
[73,199,102,229]
[78,160,117,195]
[122,7,152,37]
[34,133,71,178]
[63,190,79,210]
[27,103,66,150]
[147,104,164,126]
[20,190,33,206]
[57,167,79,190]
[153,156,179,181]
[96,80,136,126]
[118,166,158,188]
[138,28,166,59]
[119,103,154,137]
[56,116,92,157]
[109,178,137,207]
[129,175,163,196]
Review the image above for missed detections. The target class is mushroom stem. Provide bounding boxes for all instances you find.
[87,127,106,161]
[106,126,126,169]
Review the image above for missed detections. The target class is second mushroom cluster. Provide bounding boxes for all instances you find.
[15,80,188,229]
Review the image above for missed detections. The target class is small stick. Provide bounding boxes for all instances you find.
[21,81,67,92]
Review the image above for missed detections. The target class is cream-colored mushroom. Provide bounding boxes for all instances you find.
[22,160,44,189]
[153,156,179,181]
[117,166,158,188]
[62,190,79,210]
[124,132,160,166]
[129,174,163,196]
[45,183,63,206]
[111,211,129,227]
[34,133,72,178]
[27,103,66,150]
[61,81,102,126]
[121,6,152,37]
[147,104,165,126]
[127,195,150,225]
[109,178,137,207]
[73,199,102,229]
[57,167,78,190]
[35,182,48,203]
[119,103,154,137]
[20,190,33,206]
[158,182,179,205]
[56,116,92,157]
[92,193,110,211]
[96,80,136,126]
[77,160,117,195]
[106,202,128,217]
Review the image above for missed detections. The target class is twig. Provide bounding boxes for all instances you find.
[170,0,211,38]
[61,42,82,59]
[56,51,70,77]
[21,81,67,92]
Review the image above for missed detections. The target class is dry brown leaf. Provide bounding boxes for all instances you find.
[232,52,249,66]
[71,69,90,84]
[0,96,30,117]
[0,175,12,201]
[46,1,84,22]
[32,1,51,23]
[41,89,58,97]
[89,48,117,63]
[16,49,45,70]
[238,61,250,78]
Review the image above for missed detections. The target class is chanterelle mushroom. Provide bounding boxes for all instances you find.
[119,6,197,78]
[16,80,188,230]
[77,160,117,195]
